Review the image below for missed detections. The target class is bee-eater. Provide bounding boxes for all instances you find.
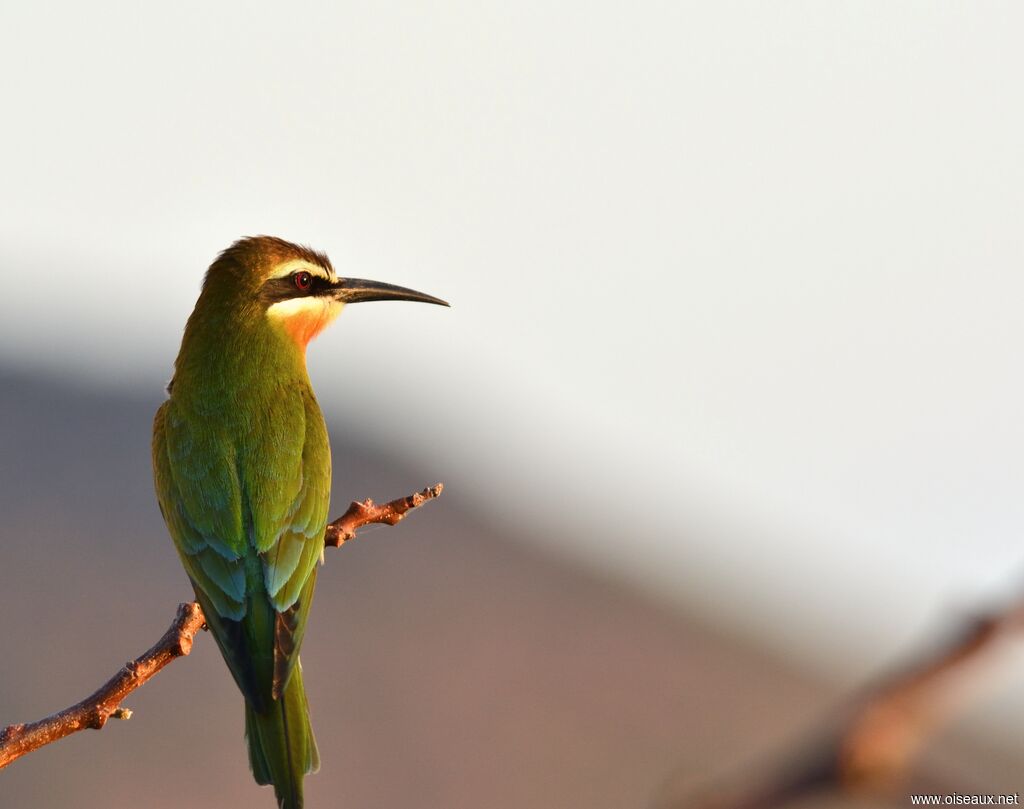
[152,236,447,808]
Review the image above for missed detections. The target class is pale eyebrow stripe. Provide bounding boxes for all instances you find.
[267,260,333,281]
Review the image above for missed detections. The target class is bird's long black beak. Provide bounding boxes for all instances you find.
[332,278,449,307]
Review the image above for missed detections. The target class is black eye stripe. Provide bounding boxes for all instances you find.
[261,270,334,305]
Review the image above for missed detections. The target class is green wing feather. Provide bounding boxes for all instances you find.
[153,401,247,618]
[153,384,330,705]
[259,387,331,696]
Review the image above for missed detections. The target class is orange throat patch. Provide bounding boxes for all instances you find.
[268,298,343,350]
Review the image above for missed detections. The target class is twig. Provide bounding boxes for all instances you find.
[0,601,206,770]
[0,483,443,770]
[324,483,443,547]
[673,593,1024,809]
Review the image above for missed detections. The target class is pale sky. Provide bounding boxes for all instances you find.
[3,1,1024,741]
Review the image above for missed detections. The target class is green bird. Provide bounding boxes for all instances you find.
[152,236,447,808]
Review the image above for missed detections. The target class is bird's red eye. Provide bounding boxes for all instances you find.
[294,271,313,292]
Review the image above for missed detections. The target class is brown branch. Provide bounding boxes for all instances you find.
[325,483,443,547]
[671,593,1024,809]
[0,483,443,770]
[0,601,206,770]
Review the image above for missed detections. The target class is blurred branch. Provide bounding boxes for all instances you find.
[674,593,1024,809]
[0,483,443,770]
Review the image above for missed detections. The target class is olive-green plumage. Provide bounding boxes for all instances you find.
[152,236,447,808]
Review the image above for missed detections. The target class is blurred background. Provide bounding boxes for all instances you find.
[1,2,1022,806]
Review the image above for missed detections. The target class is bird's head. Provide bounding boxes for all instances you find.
[195,235,448,350]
